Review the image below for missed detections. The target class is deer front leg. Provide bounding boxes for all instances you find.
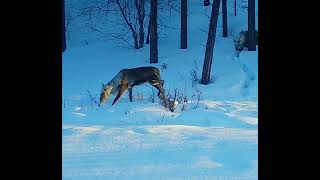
[128,87,133,102]
[112,83,129,105]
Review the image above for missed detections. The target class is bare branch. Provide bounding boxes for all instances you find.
[89,26,135,48]
[115,0,136,35]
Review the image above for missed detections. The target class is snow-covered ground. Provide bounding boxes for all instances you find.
[63,0,258,179]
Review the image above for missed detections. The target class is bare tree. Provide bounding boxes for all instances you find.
[232,0,251,16]
[135,0,146,48]
[222,0,228,37]
[234,0,237,16]
[73,0,147,49]
[180,0,187,49]
[248,0,256,51]
[146,19,150,44]
[115,0,146,49]
[150,0,158,63]
[62,0,66,52]
[204,0,210,6]
[201,0,221,85]
[69,0,182,49]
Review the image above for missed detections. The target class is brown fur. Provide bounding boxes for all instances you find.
[99,66,165,106]
[234,30,258,52]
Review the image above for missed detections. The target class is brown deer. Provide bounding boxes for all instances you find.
[99,66,165,106]
[233,30,258,52]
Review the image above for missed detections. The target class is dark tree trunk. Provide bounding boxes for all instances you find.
[201,0,221,85]
[248,0,256,51]
[138,21,145,48]
[181,0,187,49]
[222,0,228,37]
[150,0,158,63]
[204,0,210,6]
[234,0,237,16]
[146,20,150,44]
[133,32,139,49]
[62,0,66,52]
[139,22,144,48]
[136,0,145,48]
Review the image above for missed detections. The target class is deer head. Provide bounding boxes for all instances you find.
[234,31,247,51]
[99,83,113,106]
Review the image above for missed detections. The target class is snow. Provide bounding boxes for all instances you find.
[63,0,258,179]
[63,125,257,179]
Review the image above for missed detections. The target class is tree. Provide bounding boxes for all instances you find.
[234,0,237,16]
[181,0,187,49]
[115,0,146,49]
[62,0,66,52]
[150,0,158,63]
[146,19,150,44]
[222,0,228,37]
[135,0,146,48]
[201,0,221,85]
[204,0,210,6]
[78,0,147,49]
[248,0,256,51]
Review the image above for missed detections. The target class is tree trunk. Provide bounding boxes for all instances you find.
[248,0,256,51]
[136,0,145,48]
[204,0,210,6]
[138,21,145,48]
[138,24,145,48]
[234,0,237,16]
[62,0,66,52]
[150,0,158,63]
[181,0,187,49]
[222,0,228,37]
[133,32,139,49]
[201,0,221,85]
[146,19,150,44]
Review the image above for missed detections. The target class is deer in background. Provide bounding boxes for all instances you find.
[233,30,258,53]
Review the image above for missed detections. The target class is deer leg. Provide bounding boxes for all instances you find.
[112,83,128,105]
[149,81,165,99]
[128,87,133,102]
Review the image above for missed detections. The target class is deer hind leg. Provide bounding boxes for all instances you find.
[112,83,129,105]
[149,80,165,99]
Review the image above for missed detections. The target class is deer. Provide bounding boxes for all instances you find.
[233,30,258,54]
[99,66,165,106]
